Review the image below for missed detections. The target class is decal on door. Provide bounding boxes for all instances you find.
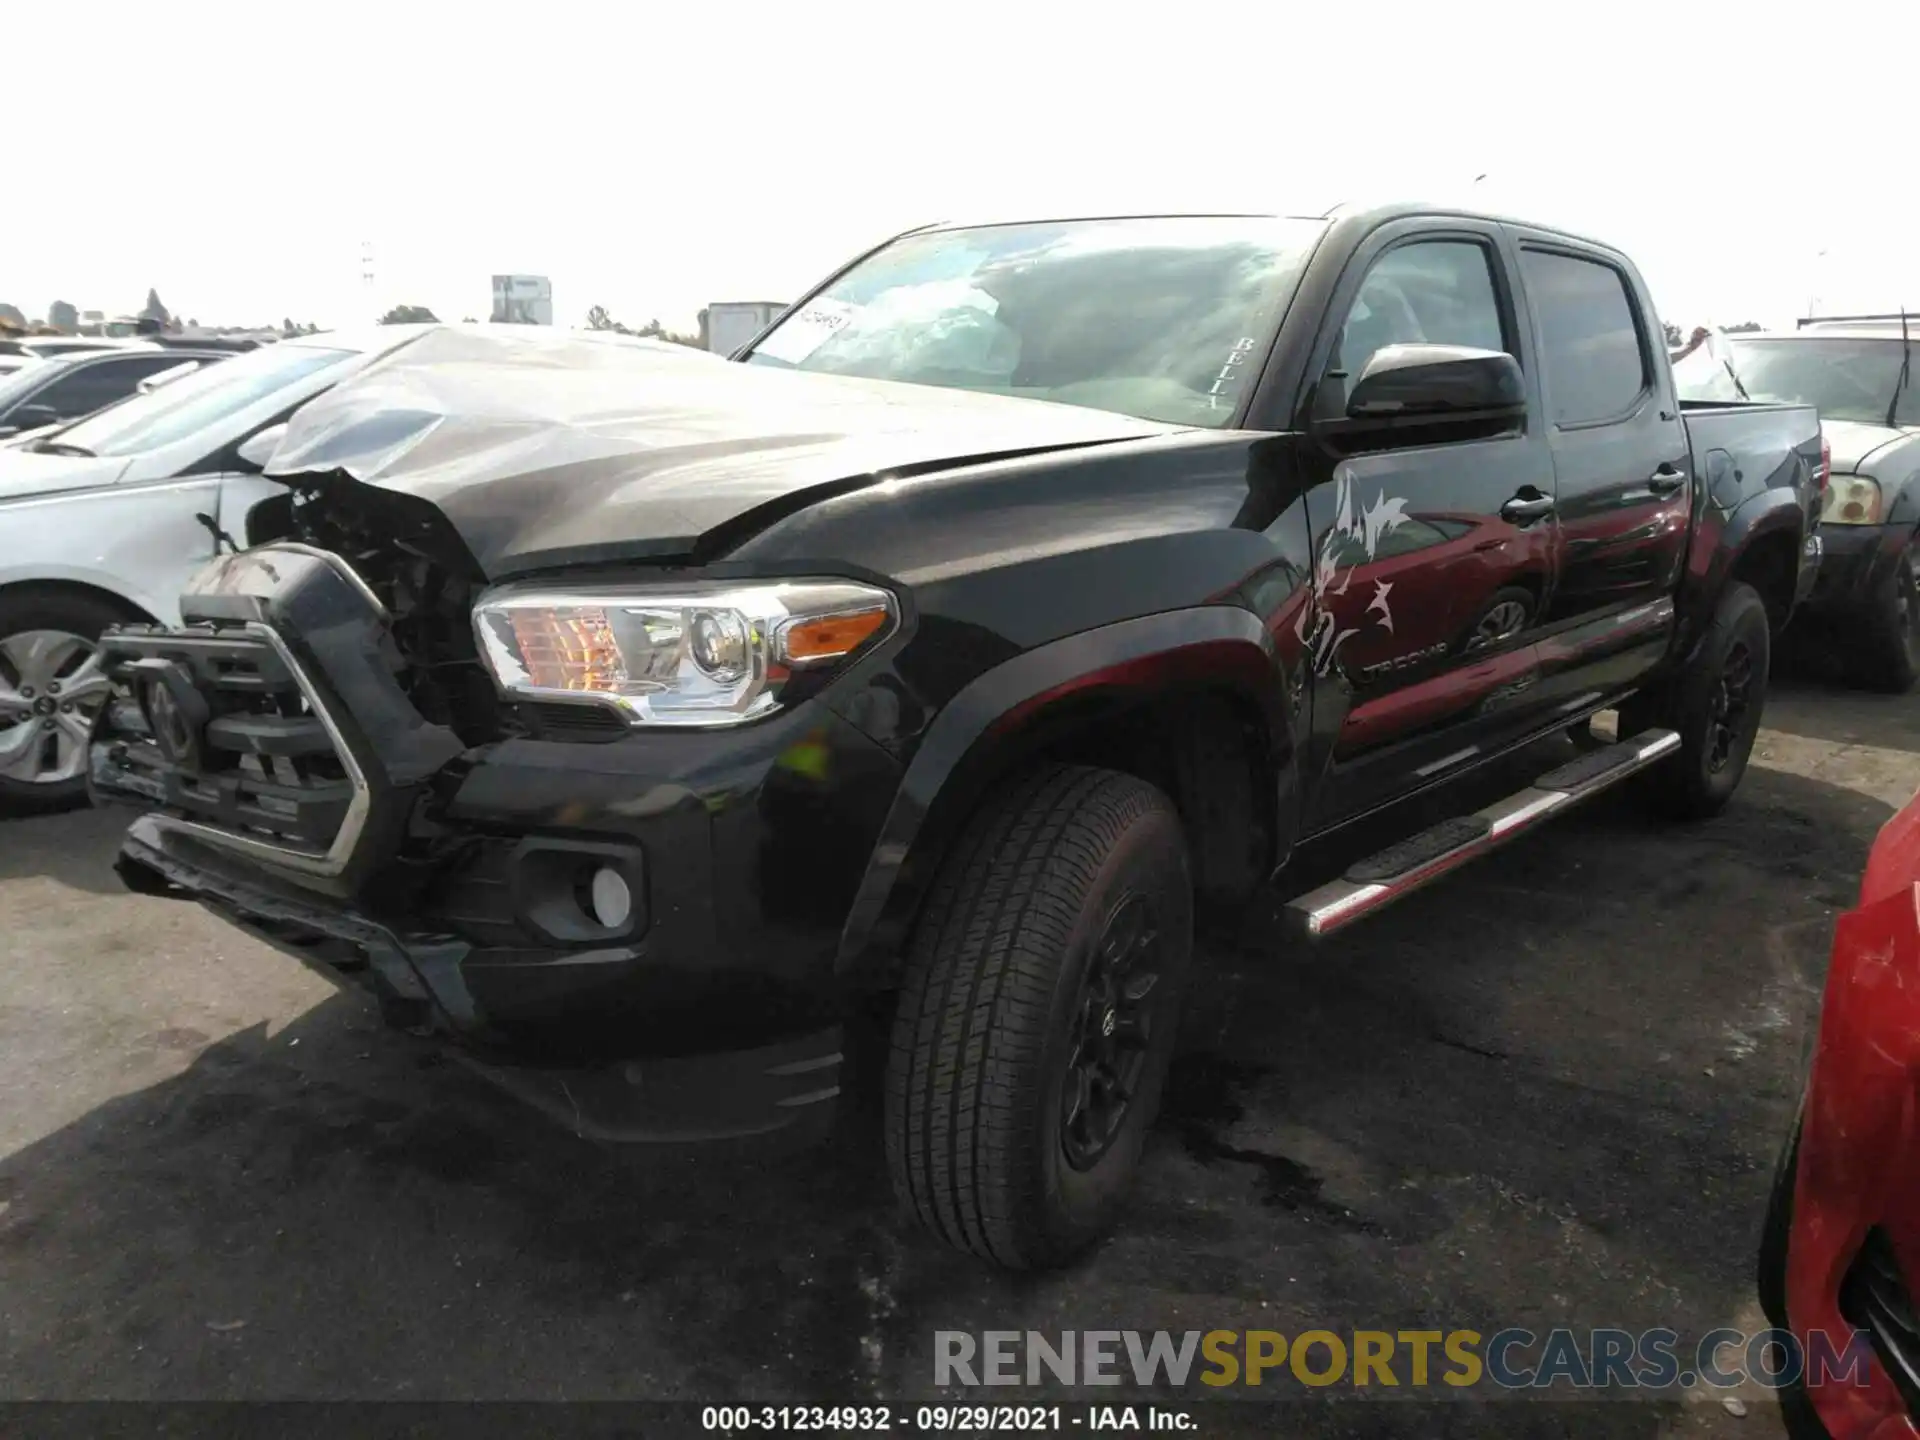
[1294,466,1414,682]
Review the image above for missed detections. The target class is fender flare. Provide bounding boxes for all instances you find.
[833,604,1297,980]
[1875,461,1920,530]
[1675,487,1807,666]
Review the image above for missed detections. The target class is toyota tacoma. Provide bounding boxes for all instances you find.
[89,204,1824,1269]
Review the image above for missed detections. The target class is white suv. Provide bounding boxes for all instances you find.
[0,326,429,810]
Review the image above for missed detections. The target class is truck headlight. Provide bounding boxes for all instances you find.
[473,580,897,727]
[1822,475,1884,525]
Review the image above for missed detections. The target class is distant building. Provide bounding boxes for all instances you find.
[490,274,553,326]
[48,300,78,334]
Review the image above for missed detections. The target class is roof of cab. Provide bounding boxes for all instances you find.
[905,200,1630,259]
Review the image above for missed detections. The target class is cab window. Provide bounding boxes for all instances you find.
[1331,240,1510,389]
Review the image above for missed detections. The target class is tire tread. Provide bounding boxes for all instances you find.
[884,764,1175,1267]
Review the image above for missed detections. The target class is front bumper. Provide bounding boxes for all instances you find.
[1802,520,1908,619]
[1782,881,1920,1438]
[89,545,904,1144]
[123,814,845,1142]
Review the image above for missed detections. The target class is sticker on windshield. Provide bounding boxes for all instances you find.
[1208,336,1262,411]
[755,298,859,365]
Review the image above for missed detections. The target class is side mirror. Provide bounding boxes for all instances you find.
[1345,344,1525,422]
[234,422,289,473]
[137,361,202,395]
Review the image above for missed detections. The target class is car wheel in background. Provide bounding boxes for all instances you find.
[1462,585,1535,653]
[884,764,1192,1269]
[1845,528,1920,695]
[0,587,134,814]
[1623,580,1771,821]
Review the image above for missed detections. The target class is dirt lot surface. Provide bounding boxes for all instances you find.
[4,675,1916,1438]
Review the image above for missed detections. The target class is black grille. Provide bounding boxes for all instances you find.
[1842,1228,1920,1415]
[93,626,355,856]
[523,701,628,742]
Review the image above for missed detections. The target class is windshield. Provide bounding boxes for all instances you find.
[51,342,358,458]
[1675,336,1918,428]
[743,216,1326,427]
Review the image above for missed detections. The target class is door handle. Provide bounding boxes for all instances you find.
[1647,465,1687,497]
[1501,490,1556,522]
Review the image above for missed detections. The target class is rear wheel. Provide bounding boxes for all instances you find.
[1623,580,1770,821]
[0,588,131,814]
[1844,528,1920,694]
[884,764,1192,1269]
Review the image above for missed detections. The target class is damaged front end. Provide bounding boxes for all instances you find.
[87,484,858,1145]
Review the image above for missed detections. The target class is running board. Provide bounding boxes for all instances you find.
[1284,728,1681,940]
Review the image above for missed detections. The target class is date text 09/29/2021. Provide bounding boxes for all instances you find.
[701,1407,1193,1432]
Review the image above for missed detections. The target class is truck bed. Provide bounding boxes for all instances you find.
[1681,399,1823,501]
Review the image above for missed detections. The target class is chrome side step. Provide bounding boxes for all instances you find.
[1284,728,1681,940]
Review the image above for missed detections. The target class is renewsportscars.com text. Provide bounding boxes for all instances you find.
[935,1327,1874,1392]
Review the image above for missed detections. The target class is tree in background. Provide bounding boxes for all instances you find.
[1662,321,1683,348]
[141,288,171,325]
[585,305,702,348]
[0,302,26,328]
[1724,321,1763,333]
[379,304,439,325]
[636,316,701,348]
[48,300,77,334]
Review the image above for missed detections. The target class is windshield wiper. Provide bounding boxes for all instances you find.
[1710,329,1752,401]
[27,439,95,457]
[1888,308,1912,429]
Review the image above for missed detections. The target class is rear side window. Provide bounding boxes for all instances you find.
[1522,250,1649,426]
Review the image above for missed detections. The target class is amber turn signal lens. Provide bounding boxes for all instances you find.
[509,606,625,691]
[781,607,890,664]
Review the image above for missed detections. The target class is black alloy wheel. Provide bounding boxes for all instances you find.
[1060,891,1162,1171]
[1705,640,1755,775]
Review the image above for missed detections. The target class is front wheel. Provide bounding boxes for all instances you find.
[0,588,130,814]
[1845,528,1920,695]
[1624,580,1771,821]
[884,764,1192,1269]
[1757,1105,1802,1330]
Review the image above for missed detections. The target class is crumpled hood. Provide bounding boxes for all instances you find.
[1821,419,1919,476]
[0,450,128,504]
[264,326,1176,579]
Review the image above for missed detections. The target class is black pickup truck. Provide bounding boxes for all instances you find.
[87,204,1824,1270]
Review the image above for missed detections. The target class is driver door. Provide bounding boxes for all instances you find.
[1293,221,1562,831]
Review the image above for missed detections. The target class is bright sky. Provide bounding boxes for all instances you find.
[8,0,1914,334]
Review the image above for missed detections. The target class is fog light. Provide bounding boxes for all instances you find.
[589,866,632,929]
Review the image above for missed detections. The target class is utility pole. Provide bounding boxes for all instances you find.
[361,240,376,322]
[1804,250,1828,321]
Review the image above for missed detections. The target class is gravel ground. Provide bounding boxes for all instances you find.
[3,674,1916,1438]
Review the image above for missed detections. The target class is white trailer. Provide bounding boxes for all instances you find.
[704,301,786,356]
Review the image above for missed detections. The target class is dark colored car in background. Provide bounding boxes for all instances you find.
[0,345,231,439]
[1761,778,1920,1439]
[1677,317,1920,692]
[90,204,1822,1269]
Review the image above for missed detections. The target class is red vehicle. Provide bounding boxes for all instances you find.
[1762,785,1920,1438]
